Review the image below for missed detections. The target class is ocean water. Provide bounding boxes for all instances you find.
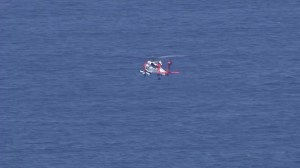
[1,0,300,167]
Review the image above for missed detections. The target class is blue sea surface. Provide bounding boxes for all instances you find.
[1,0,300,167]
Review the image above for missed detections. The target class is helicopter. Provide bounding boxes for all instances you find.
[139,55,182,79]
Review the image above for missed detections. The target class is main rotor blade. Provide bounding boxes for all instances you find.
[157,55,187,59]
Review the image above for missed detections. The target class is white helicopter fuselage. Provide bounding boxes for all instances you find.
[140,59,179,79]
[144,63,167,75]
